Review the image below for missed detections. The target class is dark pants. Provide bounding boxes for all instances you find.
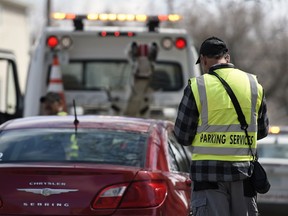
[191,181,258,216]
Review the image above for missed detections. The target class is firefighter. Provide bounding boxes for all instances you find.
[174,36,269,216]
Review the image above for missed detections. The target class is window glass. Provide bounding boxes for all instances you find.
[60,63,82,89]
[167,130,191,173]
[168,139,190,173]
[257,134,288,159]
[60,60,183,91]
[0,59,17,114]
[7,62,17,114]
[86,62,131,89]
[0,128,148,167]
[151,63,183,91]
[168,144,179,171]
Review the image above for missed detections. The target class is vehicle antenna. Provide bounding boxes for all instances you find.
[73,99,79,136]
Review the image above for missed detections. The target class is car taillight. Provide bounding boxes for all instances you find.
[92,184,127,209]
[120,181,167,208]
[175,37,186,49]
[92,180,167,209]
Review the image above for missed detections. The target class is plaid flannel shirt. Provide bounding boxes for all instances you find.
[174,65,269,182]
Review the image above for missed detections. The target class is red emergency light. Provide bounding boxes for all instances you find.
[47,36,59,48]
[127,32,134,37]
[114,31,120,37]
[100,31,107,37]
[98,31,136,37]
[175,38,186,49]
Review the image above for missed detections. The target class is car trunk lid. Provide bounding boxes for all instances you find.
[0,163,140,215]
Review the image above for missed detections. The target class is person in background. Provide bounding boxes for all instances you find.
[40,92,77,159]
[40,92,67,116]
[174,36,269,216]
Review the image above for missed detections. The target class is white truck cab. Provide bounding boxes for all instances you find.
[0,49,23,124]
[8,13,201,122]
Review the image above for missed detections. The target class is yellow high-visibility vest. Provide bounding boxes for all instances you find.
[57,111,68,116]
[67,134,79,159]
[190,67,263,161]
[56,111,79,159]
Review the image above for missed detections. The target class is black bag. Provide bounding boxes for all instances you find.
[250,160,270,194]
[210,71,270,194]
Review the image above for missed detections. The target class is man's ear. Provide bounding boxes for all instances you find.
[225,54,230,63]
[202,56,207,66]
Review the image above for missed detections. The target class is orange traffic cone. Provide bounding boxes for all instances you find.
[47,54,67,111]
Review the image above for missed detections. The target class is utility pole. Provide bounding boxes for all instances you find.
[47,0,51,26]
[165,0,175,28]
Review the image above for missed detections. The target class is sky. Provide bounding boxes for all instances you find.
[14,0,195,38]
[18,0,171,16]
[16,0,175,34]
[17,0,288,21]
[13,0,288,35]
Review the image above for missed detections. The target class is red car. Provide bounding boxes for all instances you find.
[0,116,192,216]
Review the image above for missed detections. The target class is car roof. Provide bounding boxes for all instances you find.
[0,115,172,133]
[258,126,288,145]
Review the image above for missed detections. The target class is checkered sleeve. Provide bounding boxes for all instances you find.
[174,84,199,146]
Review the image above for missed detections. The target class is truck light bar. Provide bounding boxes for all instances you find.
[52,13,181,22]
[51,13,182,31]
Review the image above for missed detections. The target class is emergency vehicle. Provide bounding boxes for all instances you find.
[0,13,201,124]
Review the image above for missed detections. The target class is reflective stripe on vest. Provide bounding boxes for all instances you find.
[190,68,263,161]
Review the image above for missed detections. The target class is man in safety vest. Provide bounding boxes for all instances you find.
[40,92,67,116]
[174,36,269,216]
[40,92,79,160]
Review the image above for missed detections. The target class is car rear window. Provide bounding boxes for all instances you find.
[60,60,183,91]
[0,128,147,167]
[257,134,288,159]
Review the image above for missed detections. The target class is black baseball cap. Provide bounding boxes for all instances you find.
[195,36,228,64]
[40,92,61,103]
